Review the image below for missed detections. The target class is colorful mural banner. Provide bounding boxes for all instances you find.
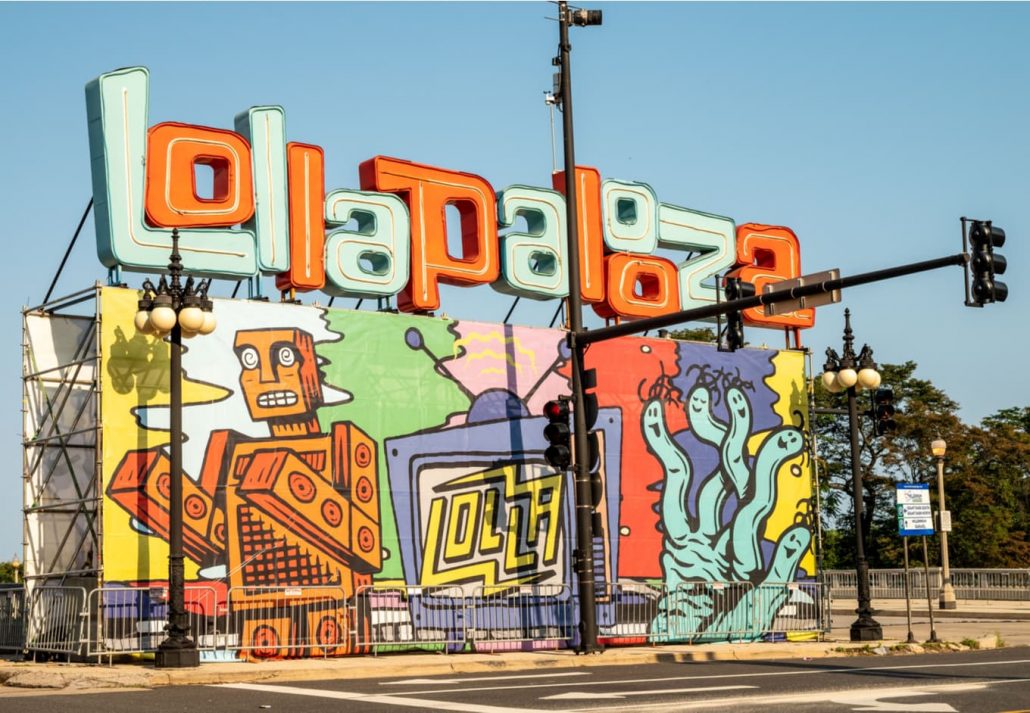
[98,286,815,655]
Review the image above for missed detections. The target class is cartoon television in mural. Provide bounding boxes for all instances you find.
[101,290,817,658]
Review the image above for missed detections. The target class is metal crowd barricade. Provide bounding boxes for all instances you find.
[951,569,1030,601]
[468,584,574,650]
[596,581,666,645]
[85,585,221,661]
[662,581,753,643]
[225,585,347,658]
[0,586,26,652]
[353,584,466,655]
[759,581,825,640]
[24,585,87,658]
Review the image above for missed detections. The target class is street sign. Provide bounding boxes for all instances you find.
[896,483,934,536]
[763,269,841,316]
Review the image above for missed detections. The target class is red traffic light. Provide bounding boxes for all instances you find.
[544,399,570,421]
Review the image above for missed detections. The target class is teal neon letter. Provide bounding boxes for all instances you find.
[658,203,736,311]
[601,179,659,254]
[323,189,411,297]
[85,67,257,277]
[494,185,568,299]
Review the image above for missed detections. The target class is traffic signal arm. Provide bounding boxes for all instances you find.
[578,252,969,346]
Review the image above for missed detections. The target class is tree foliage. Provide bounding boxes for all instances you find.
[814,362,1029,570]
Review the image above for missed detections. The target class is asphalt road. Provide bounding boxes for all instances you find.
[1,647,1028,713]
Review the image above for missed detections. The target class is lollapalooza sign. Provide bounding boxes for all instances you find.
[86,66,813,327]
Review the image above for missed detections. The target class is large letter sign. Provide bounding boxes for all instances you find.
[86,66,818,330]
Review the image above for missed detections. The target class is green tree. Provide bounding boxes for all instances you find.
[947,408,1030,567]
[667,326,717,343]
[813,361,965,569]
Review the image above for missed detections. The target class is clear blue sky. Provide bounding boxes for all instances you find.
[2,2,1028,558]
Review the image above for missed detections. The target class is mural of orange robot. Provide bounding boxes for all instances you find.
[108,327,381,657]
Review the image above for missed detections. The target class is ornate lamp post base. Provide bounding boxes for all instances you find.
[850,615,884,642]
[155,642,200,668]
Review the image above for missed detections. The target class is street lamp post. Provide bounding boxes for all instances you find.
[932,439,957,610]
[821,308,884,642]
[133,228,216,668]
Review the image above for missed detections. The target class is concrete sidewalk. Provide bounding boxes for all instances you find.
[1,599,1027,692]
[832,598,1030,621]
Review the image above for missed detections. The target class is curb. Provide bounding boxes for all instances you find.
[1,639,1011,691]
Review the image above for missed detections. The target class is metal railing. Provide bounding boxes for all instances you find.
[825,569,1030,601]
[25,586,87,657]
[355,585,467,654]
[0,586,26,652]
[468,584,575,651]
[85,586,223,661]
[596,581,666,645]
[225,585,349,658]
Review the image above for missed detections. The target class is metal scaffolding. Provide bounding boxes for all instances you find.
[22,286,101,592]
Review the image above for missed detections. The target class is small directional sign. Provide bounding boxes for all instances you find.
[897,483,934,536]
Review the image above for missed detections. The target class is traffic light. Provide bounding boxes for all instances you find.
[872,388,897,436]
[967,220,1008,306]
[543,398,571,470]
[721,277,756,352]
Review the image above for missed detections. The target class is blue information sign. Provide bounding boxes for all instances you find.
[896,483,934,537]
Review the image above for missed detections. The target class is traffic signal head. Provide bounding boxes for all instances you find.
[543,399,571,470]
[872,388,897,436]
[721,277,756,352]
[968,220,1008,306]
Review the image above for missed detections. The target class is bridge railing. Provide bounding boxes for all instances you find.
[825,569,1030,601]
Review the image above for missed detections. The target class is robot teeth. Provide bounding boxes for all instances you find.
[257,390,299,407]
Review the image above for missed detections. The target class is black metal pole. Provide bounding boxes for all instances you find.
[843,312,882,642]
[903,537,916,644]
[921,536,939,642]
[156,231,199,668]
[44,198,93,304]
[557,0,600,654]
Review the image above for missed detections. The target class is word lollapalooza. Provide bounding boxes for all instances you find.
[87,67,812,327]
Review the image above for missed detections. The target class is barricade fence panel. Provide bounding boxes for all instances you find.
[596,582,667,645]
[354,585,466,655]
[0,586,26,652]
[468,584,574,651]
[225,585,349,658]
[85,586,222,659]
[25,586,87,657]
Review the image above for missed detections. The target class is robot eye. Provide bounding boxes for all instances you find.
[238,347,260,370]
[277,346,297,367]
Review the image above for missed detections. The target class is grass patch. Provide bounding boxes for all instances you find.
[960,638,980,649]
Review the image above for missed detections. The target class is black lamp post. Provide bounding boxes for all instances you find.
[555,0,603,654]
[133,228,216,668]
[821,308,884,642]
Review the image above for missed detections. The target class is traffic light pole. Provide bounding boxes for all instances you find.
[577,252,969,346]
[556,1,600,654]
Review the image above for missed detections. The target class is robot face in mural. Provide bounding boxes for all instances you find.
[234,328,322,423]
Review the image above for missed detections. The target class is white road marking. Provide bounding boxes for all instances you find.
[383,672,590,685]
[217,682,541,713]
[367,658,1030,697]
[564,678,1030,713]
[543,684,755,700]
